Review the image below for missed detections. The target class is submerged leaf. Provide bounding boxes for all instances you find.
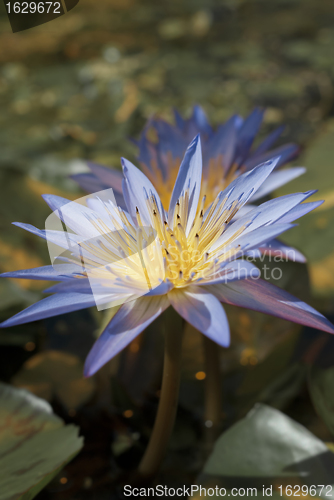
[11,350,95,410]
[0,382,83,500]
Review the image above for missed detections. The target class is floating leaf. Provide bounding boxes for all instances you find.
[11,350,95,410]
[0,382,83,500]
[200,404,334,497]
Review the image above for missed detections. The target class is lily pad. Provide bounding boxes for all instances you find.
[0,382,83,500]
[200,404,334,496]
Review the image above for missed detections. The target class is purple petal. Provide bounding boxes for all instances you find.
[70,173,111,194]
[12,222,48,240]
[236,108,264,164]
[43,280,148,312]
[251,167,306,201]
[218,157,279,213]
[230,223,295,253]
[244,249,262,259]
[244,191,316,229]
[214,223,295,256]
[12,222,82,250]
[173,108,185,130]
[43,279,91,294]
[149,119,186,172]
[245,143,299,171]
[136,125,159,173]
[144,280,174,296]
[216,191,316,251]
[198,260,260,286]
[258,239,306,263]
[252,125,285,156]
[191,105,213,136]
[84,295,169,376]
[42,194,115,238]
[122,157,165,224]
[204,117,238,173]
[233,204,255,219]
[168,134,202,234]
[168,287,230,347]
[87,162,123,193]
[207,279,334,334]
[42,194,73,213]
[0,264,82,281]
[0,292,99,328]
[278,200,324,223]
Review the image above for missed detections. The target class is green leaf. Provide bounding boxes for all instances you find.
[308,365,334,437]
[200,404,334,497]
[0,382,83,500]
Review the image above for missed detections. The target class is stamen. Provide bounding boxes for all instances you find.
[137,227,152,291]
[173,200,181,228]
[176,223,187,248]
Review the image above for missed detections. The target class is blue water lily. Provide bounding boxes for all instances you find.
[1,136,333,377]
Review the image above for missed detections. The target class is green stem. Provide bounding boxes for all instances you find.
[203,335,222,434]
[137,327,183,480]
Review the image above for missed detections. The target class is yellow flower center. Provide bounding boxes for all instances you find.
[141,190,246,288]
[69,189,247,296]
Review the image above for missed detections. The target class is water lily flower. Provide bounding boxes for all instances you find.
[72,106,305,262]
[1,135,333,379]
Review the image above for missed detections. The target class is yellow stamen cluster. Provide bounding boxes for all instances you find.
[66,189,246,294]
[143,190,245,288]
[66,205,163,295]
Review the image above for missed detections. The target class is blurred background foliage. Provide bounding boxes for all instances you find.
[1,0,334,497]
